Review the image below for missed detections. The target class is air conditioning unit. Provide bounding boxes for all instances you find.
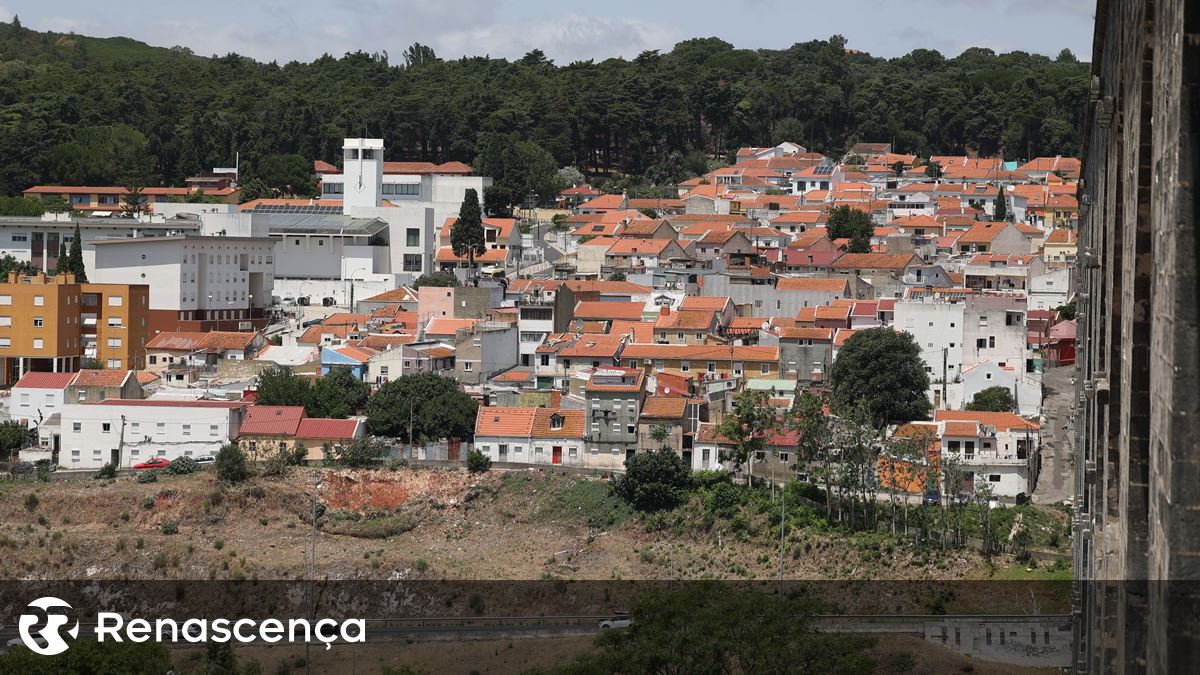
[643,359,653,365]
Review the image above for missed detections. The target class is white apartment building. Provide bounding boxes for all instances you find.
[91,235,276,333]
[0,214,201,278]
[57,399,246,470]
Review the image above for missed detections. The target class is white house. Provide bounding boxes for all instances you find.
[9,371,74,427]
[473,406,587,467]
[57,399,246,470]
[932,410,1041,497]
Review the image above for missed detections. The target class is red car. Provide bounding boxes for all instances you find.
[132,457,169,470]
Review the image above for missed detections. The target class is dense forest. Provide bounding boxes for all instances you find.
[0,17,1089,202]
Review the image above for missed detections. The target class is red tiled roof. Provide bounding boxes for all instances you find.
[640,397,688,419]
[94,399,244,408]
[70,369,131,388]
[934,409,1039,432]
[296,418,361,440]
[13,372,76,389]
[240,405,305,436]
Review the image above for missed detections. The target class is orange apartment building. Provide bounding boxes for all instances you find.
[21,186,240,213]
[0,272,150,386]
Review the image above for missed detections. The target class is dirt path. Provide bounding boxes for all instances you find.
[1034,366,1075,505]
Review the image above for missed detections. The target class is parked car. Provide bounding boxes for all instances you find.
[922,489,941,506]
[193,455,216,465]
[599,612,631,630]
[301,318,324,328]
[280,296,296,305]
[133,457,170,470]
[954,493,972,506]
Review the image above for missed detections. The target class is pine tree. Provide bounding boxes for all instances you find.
[450,188,486,282]
[68,223,87,282]
[54,241,67,276]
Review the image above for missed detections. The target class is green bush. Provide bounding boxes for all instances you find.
[23,492,38,511]
[704,481,742,518]
[162,522,178,535]
[614,449,691,512]
[466,449,492,473]
[95,463,118,479]
[330,437,386,469]
[136,471,158,484]
[215,444,249,483]
[142,496,155,510]
[164,456,200,475]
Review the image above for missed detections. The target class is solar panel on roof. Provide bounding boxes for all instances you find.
[254,204,342,215]
[812,165,834,176]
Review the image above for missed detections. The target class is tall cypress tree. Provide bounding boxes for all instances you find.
[54,240,68,275]
[993,193,1008,222]
[68,223,87,282]
[450,188,486,282]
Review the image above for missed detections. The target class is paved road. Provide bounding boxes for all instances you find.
[1034,366,1076,505]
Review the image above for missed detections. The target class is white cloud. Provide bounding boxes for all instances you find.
[435,15,681,63]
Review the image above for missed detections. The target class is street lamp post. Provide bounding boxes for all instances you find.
[348,267,369,310]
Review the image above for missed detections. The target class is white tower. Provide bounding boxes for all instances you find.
[341,138,384,214]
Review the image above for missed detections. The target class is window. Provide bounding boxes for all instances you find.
[10,234,26,242]
[0,295,9,305]
[32,338,43,349]
[755,451,766,462]
[323,182,344,195]
[760,363,770,374]
[0,337,9,348]
[108,296,123,307]
[107,359,120,368]
[779,452,790,463]
[72,422,81,433]
[707,362,716,373]
[382,183,421,196]
[149,355,157,365]
[988,474,1001,483]
[677,331,685,340]
[182,424,191,436]
[403,254,422,272]
[976,338,987,349]
[462,362,473,372]
[107,317,122,327]
[406,228,420,247]
[627,424,636,434]
[69,194,89,205]
[680,361,690,373]
[0,316,9,327]
[107,338,122,348]
[102,423,111,433]
[33,295,44,306]
[210,425,219,437]
[157,423,165,433]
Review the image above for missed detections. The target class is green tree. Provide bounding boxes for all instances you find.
[54,240,68,275]
[473,133,563,207]
[716,389,776,481]
[482,185,515,217]
[789,391,834,517]
[466,448,491,472]
[365,373,478,443]
[0,420,36,458]
[993,192,1008,221]
[253,365,313,410]
[614,448,692,511]
[67,223,86,281]
[450,188,486,278]
[555,584,875,674]
[403,42,438,68]
[890,160,906,177]
[965,385,1017,412]
[309,366,370,418]
[412,271,460,289]
[253,154,315,197]
[331,436,386,468]
[0,638,172,674]
[1055,301,1076,321]
[214,443,249,483]
[238,177,270,203]
[830,328,931,427]
[924,161,944,180]
[0,196,45,216]
[0,253,33,279]
[825,205,873,253]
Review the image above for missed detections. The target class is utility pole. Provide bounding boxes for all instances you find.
[778,478,787,595]
[942,347,948,409]
[304,493,319,675]
[408,399,414,460]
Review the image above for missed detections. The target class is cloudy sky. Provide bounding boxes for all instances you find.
[3,1,1095,64]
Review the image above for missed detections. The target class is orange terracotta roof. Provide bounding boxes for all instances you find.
[830,253,917,270]
[679,296,731,312]
[70,369,131,388]
[240,405,306,436]
[1045,229,1077,245]
[779,327,834,341]
[296,418,361,440]
[492,370,535,383]
[578,194,628,211]
[640,397,688,419]
[654,309,716,331]
[424,318,478,336]
[934,410,1039,432]
[531,408,585,438]
[776,277,847,292]
[13,372,76,389]
[619,344,778,362]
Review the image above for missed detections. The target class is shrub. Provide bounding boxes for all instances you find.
[136,471,158,484]
[466,449,492,473]
[152,553,167,569]
[214,539,225,550]
[164,456,200,475]
[704,481,742,518]
[23,492,38,511]
[614,449,692,512]
[162,522,178,535]
[215,444,249,483]
[331,437,386,469]
[95,463,118,479]
[415,559,428,572]
[143,496,155,510]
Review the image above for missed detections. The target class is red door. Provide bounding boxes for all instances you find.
[552,446,562,464]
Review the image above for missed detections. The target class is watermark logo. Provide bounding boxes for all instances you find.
[18,597,80,656]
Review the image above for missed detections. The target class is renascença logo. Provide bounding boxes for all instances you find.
[18,597,80,656]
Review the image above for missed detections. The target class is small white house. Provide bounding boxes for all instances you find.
[57,399,246,470]
[9,372,74,427]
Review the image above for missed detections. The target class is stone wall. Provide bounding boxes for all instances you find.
[1075,0,1200,672]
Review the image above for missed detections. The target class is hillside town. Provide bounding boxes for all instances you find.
[0,137,1077,504]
